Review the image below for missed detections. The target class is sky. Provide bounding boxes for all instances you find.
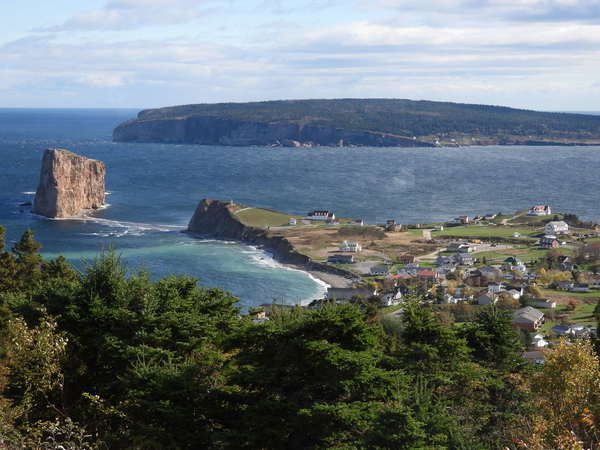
[2,0,600,109]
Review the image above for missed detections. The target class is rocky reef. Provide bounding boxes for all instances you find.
[187,199,358,279]
[33,148,106,218]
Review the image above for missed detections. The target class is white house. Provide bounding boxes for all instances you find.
[545,221,569,235]
[531,334,549,348]
[529,205,552,216]
[339,240,362,253]
[487,283,504,294]
[288,217,297,226]
[306,210,335,221]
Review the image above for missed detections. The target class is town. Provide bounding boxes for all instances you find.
[241,204,600,363]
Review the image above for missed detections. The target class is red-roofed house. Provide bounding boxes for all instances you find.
[529,205,552,216]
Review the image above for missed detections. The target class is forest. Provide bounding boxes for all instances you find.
[0,225,599,449]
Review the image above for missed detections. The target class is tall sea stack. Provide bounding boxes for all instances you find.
[32,148,106,218]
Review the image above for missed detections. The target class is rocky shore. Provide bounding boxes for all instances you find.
[187,199,358,288]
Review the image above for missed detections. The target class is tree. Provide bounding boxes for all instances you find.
[460,305,523,371]
[520,339,600,449]
[11,229,43,289]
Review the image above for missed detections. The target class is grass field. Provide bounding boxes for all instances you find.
[432,225,541,240]
[473,247,572,264]
[235,208,296,228]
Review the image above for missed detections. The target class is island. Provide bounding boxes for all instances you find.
[32,148,106,218]
[114,98,600,147]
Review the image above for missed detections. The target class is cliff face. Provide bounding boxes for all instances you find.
[187,199,358,281]
[32,149,106,218]
[114,115,433,147]
[187,199,311,265]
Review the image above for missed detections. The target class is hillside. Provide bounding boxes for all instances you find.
[113,98,600,147]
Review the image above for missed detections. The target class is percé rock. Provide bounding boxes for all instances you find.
[32,149,106,218]
[187,199,358,280]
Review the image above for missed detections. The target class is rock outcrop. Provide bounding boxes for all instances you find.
[187,199,358,279]
[33,149,106,218]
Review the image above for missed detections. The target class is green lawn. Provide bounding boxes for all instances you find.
[235,208,296,228]
[432,225,541,240]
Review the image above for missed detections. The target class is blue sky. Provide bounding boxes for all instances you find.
[3,0,600,109]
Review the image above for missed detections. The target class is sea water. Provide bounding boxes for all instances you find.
[1,108,600,308]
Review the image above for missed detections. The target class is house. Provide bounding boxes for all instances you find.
[507,289,523,300]
[370,265,390,276]
[540,236,560,249]
[399,255,416,264]
[456,216,470,224]
[327,254,354,264]
[466,266,503,286]
[339,241,362,252]
[529,205,552,216]
[531,298,557,309]
[457,253,475,266]
[556,280,574,291]
[484,213,498,221]
[545,221,569,235]
[477,293,497,306]
[550,325,572,336]
[436,255,455,266]
[570,283,590,293]
[531,334,549,348]
[512,307,545,331]
[326,287,376,301]
[416,269,438,280]
[385,220,402,232]
[307,210,335,221]
[381,289,403,306]
[487,283,504,294]
[355,219,364,227]
[435,225,444,231]
[251,310,270,324]
[523,350,546,364]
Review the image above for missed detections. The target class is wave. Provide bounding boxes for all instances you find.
[79,216,185,233]
[22,191,35,195]
[244,247,329,304]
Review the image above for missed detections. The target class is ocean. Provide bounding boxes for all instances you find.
[1,108,600,308]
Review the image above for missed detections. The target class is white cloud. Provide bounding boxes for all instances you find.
[37,0,207,31]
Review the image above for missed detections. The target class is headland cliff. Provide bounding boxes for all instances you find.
[187,199,358,284]
[114,98,600,147]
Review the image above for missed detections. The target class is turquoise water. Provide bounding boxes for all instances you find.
[2,108,600,307]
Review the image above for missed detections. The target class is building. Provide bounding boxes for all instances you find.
[339,240,362,252]
[385,219,402,232]
[531,334,549,348]
[456,216,470,224]
[370,265,390,276]
[399,255,416,264]
[531,298,556,309]
[540,236,560,249]
[545,221,569,235]
[288,217,297,226]
[529,205,552,216]
[307,210,335,221]
[512,307,545,331]
[457,253,475,266]
[327,254,354,264]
